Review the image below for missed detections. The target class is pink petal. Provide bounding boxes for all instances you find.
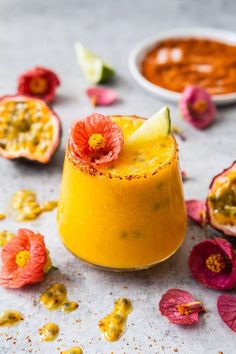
[86,87,117,106]
[217,294,236,332]
[159,288,205,325]
[185,199,207,226]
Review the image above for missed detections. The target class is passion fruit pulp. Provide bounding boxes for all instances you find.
[0,95,61,163]
[207,161,236,236]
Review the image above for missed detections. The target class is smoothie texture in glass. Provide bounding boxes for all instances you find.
[57,110,186,270]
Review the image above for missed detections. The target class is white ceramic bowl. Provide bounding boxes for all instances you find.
[129,27,236,105]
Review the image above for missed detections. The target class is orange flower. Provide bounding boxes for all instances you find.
[0,229,51,288]
[70,113,124,166]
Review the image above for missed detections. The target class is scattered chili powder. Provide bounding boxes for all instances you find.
[141,38,236,94]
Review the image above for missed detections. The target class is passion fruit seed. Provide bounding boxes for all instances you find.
[98,298,133,341]
[0,310,24,327]
[0,101,51,151]
[207,162,236,236]
[61,347,83,354]
[0,97,61,163]
[209,187,236,219]
[40,283,67,310]
[11,189,40,221]
[42,200,58,211]
[61,301,79,313]
[11,189,58,221]
[0,230,14,247]
[38,322,59,342]
[43,250,53,273]
[40,283,78,313]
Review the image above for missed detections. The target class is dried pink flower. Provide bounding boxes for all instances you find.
[189,238,236,290]
[159,288,205,325]
[185,199,207,226]
[217,294,236,332]
[69,113,124,167]
[180,85,216,129]
[86,87,117,106]
[17,66,60,103]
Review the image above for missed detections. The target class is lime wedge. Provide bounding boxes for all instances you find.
[125,106,171,148]
[75,42,115,84]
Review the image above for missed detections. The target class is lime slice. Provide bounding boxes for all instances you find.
[75,42,115,84]
[125,106,171,148]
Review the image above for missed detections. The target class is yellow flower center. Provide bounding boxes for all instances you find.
[90,95,97,106]
[88,133,105,150]
[205,253,226,273]
[15,250,30,268]
[176,304,193,316]
[192,99,207,113]
[29,77,48,94]
[176,301,203,316]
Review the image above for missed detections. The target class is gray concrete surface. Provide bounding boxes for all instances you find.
[0,0,236,353]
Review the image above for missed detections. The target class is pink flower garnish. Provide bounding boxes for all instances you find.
[159,288,205,325]
[86,87,117,106]
[189,237,236,290]
[180,85,216,129]
[17,66,60,103]
[70,113,124,166]
[0,228,51,288]
[217,294,236,332]
[185,199,207,226]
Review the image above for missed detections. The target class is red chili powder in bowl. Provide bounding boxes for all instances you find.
[141,37,236,95]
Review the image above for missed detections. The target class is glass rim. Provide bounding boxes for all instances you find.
[66,115,179,181]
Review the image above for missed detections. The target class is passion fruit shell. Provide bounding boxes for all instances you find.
[0,95,61,163]
[207,161,236,236]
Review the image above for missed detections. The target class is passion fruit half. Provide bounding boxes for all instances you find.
[207,161,236,236]
[0,95,61,163]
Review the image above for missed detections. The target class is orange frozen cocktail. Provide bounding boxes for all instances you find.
[57,108,186,270]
